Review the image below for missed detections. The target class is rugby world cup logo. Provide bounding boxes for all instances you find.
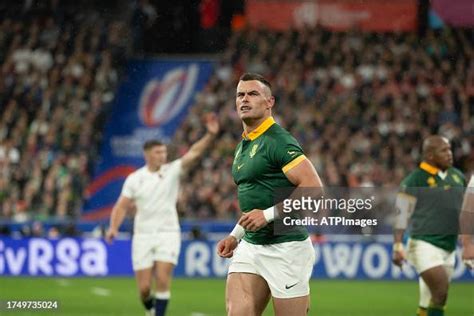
[139,64,199,127]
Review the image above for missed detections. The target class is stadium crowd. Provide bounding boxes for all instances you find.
[0,2,127,223]
[175,26,473,219]
[0,4,472,224]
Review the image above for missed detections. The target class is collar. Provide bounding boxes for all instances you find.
[438,171,447,180]
[419,161,440,176]
[145,165,163,175]
[242,116,275,141]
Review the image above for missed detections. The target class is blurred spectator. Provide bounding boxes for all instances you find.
[130,0,157,53]
[19,224,31,237]
[0,225,11,236]
[190,226,207,240]
[48,226,60,239]
[31,220,44,237]
[63,222,78,237]
[0,1,125,222]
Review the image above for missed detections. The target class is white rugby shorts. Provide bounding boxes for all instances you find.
[406,238,455,274]
[228,237,315,299]
[131,232,181,271]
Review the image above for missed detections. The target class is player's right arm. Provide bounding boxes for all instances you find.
[392,226,406,267]
[105,195,133,243]
[392,176,418,267]
[392,193,416,267]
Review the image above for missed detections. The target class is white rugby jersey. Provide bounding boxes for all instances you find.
[121,159,182,234]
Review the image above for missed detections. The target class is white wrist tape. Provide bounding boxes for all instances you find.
[393,242,405,252]
[230,224,245,240]
[463,259,474,269]
[263,206,275,223]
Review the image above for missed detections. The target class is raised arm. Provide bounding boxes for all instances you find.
[181,113,219,172]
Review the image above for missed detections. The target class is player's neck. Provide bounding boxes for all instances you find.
[243,116,269,135]
[146,164,161,172]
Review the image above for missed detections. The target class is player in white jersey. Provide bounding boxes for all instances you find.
[106,113,219,316]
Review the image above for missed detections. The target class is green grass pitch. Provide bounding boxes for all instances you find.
[0,278,472,315]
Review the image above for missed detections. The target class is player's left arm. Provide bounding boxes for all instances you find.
[181,113,219,172]
[284,157,323,187]
[240,156,323,231]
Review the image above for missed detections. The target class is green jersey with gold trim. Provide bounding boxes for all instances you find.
[401,162,466,251]
[232,117,308,245]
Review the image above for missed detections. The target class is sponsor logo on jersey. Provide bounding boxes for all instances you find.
[451,174,462,184]
[427,177,436,187]
[249,144,260,158]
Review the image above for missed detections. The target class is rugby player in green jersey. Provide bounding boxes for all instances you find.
[217,73,323,316]
[392,135,469,316]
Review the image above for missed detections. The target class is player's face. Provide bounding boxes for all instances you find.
[432,139,453,170]
[144,145,167,169]
[236,80,274,121]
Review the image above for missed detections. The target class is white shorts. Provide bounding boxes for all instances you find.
[228,238,315,299]
[132,232,181,271]
[406,238,455,274]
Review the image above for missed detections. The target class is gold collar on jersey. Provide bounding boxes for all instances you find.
[419,161,440,175]
[242,116,275,141]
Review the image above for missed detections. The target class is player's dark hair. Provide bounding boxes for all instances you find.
[143,140,164,151]
[239,73,272,90]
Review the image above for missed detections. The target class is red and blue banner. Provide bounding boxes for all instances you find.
[83,60,214,220]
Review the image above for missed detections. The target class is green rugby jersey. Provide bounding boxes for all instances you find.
[232,116,309,245]
[401,161,466,251]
